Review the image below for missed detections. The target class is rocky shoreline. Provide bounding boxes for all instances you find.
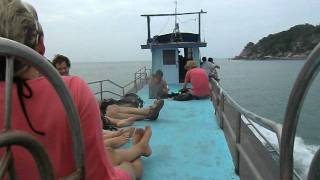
[235,24,320,60]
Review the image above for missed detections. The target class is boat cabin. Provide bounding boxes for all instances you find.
[141,11,207,98]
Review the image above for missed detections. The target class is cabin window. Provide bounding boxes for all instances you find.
[163,50,176,65]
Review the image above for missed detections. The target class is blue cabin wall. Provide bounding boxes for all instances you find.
[192,48,200,66]
[151,48,179,84]
[151,47,201,84]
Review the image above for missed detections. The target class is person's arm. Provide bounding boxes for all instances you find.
[183,71,190,89]
[162,79,169,93]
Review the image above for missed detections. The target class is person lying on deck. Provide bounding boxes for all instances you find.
[0,1,152,179]
[105,99,164,127]
[182,60,211,99]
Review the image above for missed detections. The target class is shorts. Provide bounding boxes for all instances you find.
[114,167,132,180]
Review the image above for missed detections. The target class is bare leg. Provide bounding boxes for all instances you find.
[103,127,135,139]
[108,116,142,127]
[106,127,152,165]
[107,105,150,116]
[116,106,150,116]
[104,132,130,148]
[114,128,148,180]
[102,129,124,139]
[109,113,147,120]
[117,160,142,180]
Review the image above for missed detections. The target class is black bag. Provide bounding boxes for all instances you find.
[117,93,144,108]
[173,92,193,101]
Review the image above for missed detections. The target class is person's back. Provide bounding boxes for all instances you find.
[185,67,211,97]
[201,61,215,77]
[0,1,132,179]
[0,76,117,179]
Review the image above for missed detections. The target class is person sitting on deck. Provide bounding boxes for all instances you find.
[105,99,164,127]
[201,56,216,78]
[207,57,220,82]
[182,60,211,99]
[52,54,71,76]
[149,69,169,99]
[0,1,152,179]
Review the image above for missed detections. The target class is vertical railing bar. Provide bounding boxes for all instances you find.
[7,154,16,180]
[4,56,14,130]
[134,73,137,92]
[0,151,11,179]
[100,81,103,101]
[220,93,225,129]
[235,111,241,174]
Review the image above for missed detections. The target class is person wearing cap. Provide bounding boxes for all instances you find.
[0,1,153,179]
[182,60,211,99]
[52,54,71,76]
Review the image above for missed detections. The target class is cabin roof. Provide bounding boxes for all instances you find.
[141,42,207,49]
[141,32,207,49]
[130,84,239,179]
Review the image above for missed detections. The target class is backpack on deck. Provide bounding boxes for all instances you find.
[116,93,144,108]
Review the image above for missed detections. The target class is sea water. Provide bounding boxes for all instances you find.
[71,59,319,178]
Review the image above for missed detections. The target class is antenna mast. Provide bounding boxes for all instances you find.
[172,0,182,41]
[174,0,178,26]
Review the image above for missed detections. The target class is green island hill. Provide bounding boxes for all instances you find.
[235,23,320,60]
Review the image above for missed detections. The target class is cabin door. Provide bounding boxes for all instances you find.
[162,49,178,84]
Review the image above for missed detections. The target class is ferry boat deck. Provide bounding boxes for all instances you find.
[133,84,239,179]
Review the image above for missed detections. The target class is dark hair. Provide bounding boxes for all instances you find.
[208,57,213,62]
[202,57,207,62]
[155,69,163,78]
[52,54,71,68]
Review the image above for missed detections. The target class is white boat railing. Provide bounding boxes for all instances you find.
[88,66,151,101]
[211,42,320,180]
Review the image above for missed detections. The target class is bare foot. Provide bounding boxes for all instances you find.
[104,132,130,148]
[103,129,124,139]
[117,117,136,127]
[132,128,144,145]
[138,126,152,157]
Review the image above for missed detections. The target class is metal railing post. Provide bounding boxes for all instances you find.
[144,66,147,83]
[219,93,225,129]
[100,81,103,101]
[280,42,320,180]
[235,112,241,174]
[134,73,137,92]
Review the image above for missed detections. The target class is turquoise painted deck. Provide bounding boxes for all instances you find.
[133,84,239,180]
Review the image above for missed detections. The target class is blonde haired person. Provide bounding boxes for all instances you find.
[182,60,211,99]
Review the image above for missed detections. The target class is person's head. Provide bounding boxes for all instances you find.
[184,60,197,70]
[0,0,45,80]
[208,57,214,63]
[52,54,71,76]
[154,69,163,83]
[202,57,207,62]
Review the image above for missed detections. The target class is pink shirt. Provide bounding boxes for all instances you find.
[0,76,127,179]
[185,68,211,97]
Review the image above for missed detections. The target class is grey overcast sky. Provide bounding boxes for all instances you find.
[25,0,319,62]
